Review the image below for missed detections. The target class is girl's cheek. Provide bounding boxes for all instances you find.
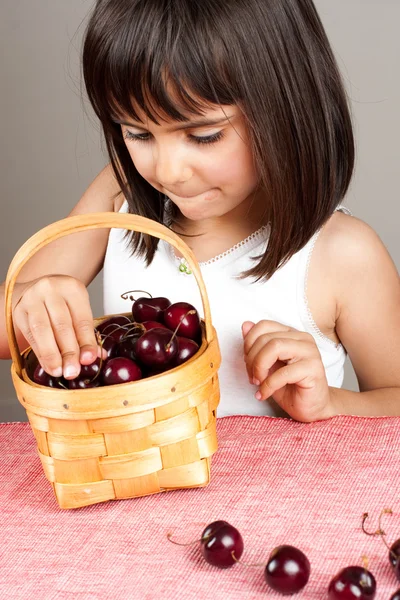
[126,147,153,179]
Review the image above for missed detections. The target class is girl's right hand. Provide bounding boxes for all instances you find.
[12,275,106,380]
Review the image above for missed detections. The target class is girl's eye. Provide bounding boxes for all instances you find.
[123,130,224,145]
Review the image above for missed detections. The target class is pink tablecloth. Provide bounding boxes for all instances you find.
[1,416,400,599]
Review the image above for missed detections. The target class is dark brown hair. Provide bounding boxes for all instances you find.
[82,0,354,280]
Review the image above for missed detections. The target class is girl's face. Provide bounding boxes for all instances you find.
[118,103,261,222]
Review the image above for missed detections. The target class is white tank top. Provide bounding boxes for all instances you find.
[103,200,351,418]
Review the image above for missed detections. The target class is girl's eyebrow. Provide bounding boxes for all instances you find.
[114,115,234,131]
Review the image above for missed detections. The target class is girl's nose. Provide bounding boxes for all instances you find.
[155,144,192,186]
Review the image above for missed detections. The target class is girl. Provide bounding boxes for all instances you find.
[1,0,399,421]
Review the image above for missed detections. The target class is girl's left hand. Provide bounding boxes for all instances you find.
[242,320,334,422]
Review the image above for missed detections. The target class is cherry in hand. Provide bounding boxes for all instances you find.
[328,566,376,599]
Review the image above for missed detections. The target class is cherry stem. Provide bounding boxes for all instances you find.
[166,533,201,547]
[231,552,265,568]
[362,509,397,561]
[121,290,152,301]
[166,310,196,350]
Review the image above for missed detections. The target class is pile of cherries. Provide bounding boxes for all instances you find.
[31,292,202,389]
[168,509,400,597]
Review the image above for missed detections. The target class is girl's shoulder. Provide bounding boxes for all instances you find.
[307,209,398,346]
[316,210,393,278]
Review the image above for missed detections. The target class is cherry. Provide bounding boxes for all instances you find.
[142,320,170,331]
[96,315,132,336]
[33,365,67,389]
[390,539,400,570]
[68,377,101,389]
[174,336,199,366]
[80,357,102,379]
[328,566,376,599]
[132,297,171,322]
[102,357,142,385]
[163,302,200,340]
[200,521,244,568]
[390,591,400,600]
[264,545,310,595]
[100,335,119,358]
[396,558,400,583]
[117,334,142,361]
[134,328,178,368]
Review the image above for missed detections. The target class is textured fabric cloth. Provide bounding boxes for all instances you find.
[103,201,350,418]
[1,416,400,599]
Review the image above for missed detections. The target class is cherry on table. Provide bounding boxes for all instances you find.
[102,357,142,385]
[264,545,310,595]
[390,539,400,570]
[390,590,400,600]
[200,521,244,568]
[328,566,376,599]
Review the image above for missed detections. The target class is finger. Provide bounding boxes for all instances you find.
[243,321,296,354]
[44,297,82,380]
[65,295,100,365]
[25,305,65,377]
[241,321,255,338]
[256,359,321,401]
[245,335,316,383]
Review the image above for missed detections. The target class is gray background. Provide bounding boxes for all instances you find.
[0,1,399,421]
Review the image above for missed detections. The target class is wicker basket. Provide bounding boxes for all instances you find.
[5,213,221,509]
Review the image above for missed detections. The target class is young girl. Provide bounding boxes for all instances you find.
[1,0,399,421]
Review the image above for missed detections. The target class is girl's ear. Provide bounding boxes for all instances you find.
[242,321,255,338]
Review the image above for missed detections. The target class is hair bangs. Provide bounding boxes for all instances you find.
[84,1,238,129]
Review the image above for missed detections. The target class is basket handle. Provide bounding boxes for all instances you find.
[5,212,214,378]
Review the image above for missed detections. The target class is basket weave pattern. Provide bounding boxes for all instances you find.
[5,214,221,509]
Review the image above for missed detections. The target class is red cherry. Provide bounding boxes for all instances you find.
[163,302,200,340]
[328,566,376,599]
[134,328,178,368]
[265,545,310,595]
[102,357,142,385]
[390,591,400,600]
[100,335,119,358]
[68,377,101,389]
[117,334,142,361]
[174,336,199,366]
[200,521,244,568]
[142,320,170,331]
[33,365,67,389]
[80,357,102,379]
[132,297,171,322]
[96,315,132,337]
[390,539,400,570]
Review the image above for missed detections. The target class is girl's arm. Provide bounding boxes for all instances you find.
[0,163,120,359]
[242,212,400,421]
[328,214,400,416]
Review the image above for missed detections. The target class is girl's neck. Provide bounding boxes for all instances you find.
[170,189,268,262]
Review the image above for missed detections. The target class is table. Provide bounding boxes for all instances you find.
[1,416,400,599]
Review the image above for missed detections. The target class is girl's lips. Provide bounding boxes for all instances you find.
[167,188,219,201]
